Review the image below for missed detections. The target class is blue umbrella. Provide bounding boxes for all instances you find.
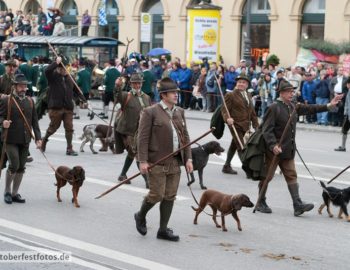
[147,48,171,57]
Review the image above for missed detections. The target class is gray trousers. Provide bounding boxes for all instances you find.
[6,143,29,173]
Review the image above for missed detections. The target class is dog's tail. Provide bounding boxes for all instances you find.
[320,181,328,192]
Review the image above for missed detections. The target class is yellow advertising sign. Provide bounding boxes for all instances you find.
[187,9,221,65]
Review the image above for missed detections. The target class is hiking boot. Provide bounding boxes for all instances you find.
[288,183,314,217]
[118,175,131,184]
[255,198,272,213]
[66,149,78,156]
[12,194,25,203]
[157,228,179,242]
[26,156,33,163]
[334,146,346,152]
[134,212,147,236]
[222,165,237,175]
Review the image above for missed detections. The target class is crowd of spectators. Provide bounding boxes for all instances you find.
[119,55,347,126]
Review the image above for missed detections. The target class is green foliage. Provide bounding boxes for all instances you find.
[266,54,280,67]
[300,39,350,55]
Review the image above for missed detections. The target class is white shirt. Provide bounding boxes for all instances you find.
[334,76,343,94]
[160,100,179,152]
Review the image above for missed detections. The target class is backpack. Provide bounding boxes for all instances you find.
[210,105,225,139]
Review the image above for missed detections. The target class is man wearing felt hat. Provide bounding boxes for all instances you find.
[0,59,18,95]
[114,72,152,187]
[222,74,259,175]
[40,56,85,156]
[255,80,343,216]
[0,74,42,204]
[134,77,193,242]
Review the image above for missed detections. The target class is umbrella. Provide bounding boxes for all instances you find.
[147,48,171,57]
[47,8,64,16]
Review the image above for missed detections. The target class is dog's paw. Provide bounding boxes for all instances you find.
[80,149,84,152]
[216,224,221,228]
[329,214,334,218]
[338,215,343,219]
[222,228,227,232]
[57,199,62,202]
[238,227,242,231]
[93,151,98,155]
[75,204,80,208]
[200,186,207,190]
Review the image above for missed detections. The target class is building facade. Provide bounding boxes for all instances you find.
[2,0,350,66]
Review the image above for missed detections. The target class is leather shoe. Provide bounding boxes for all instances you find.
[12,194,25,203]
[118,175,131,184]
[255,199,272,213]
[334,146,346,152]
[157,228,179,242]
[134,212,147,236]
[4,192,12,204]
[66,149,78,156]
[222,165,237,175]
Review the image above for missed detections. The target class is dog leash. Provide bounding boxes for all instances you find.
[11,97,76,184]
[296,148,340,200]
[185,169,234,217]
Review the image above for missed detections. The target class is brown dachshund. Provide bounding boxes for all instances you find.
[192,189,254,231]
[55,166,85,208]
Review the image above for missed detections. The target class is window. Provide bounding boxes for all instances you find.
[257,0,270,11]
[24,0,40,14]
[0,1,7,11]
[301,0,325,40]
[140,0,164,55]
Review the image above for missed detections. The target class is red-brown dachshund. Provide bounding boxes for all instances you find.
[192,189,254,231]
[55,166,85,208]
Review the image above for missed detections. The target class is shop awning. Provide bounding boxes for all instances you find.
[7,36,125,47]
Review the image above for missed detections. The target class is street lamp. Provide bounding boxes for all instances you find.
[243,0,252,66]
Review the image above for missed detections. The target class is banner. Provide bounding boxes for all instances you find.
[140,13,152,43]
[187,9,221,65]
[98,0,107,26]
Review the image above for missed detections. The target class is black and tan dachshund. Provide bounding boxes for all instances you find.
[318,181,350,222]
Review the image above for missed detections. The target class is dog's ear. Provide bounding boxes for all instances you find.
[231,195,243,211]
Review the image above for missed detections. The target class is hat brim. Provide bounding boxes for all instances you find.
[13,80,30,85]
[235,77,250,84]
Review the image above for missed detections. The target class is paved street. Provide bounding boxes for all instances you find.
[0,103,349,270]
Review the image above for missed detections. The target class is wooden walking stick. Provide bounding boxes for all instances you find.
[105,37,134,142]
[253,107,297,213]
[214,75,244,150]
[95,127,215,199]
[0,89,14,177]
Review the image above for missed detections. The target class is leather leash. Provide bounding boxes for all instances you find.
[296,148,341,200]
[185,169,234,217]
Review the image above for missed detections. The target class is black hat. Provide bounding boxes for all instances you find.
[13,74,30,85]
[278,80,294,92]
[158,78,180,93]
[130,73,144,83]
[235,74,250,84]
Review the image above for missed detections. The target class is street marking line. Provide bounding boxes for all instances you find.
[0,218,180,270]
[0,233,120,270]
[86,177,190,201]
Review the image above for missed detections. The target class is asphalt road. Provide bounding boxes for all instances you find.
[0,106,349,270]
